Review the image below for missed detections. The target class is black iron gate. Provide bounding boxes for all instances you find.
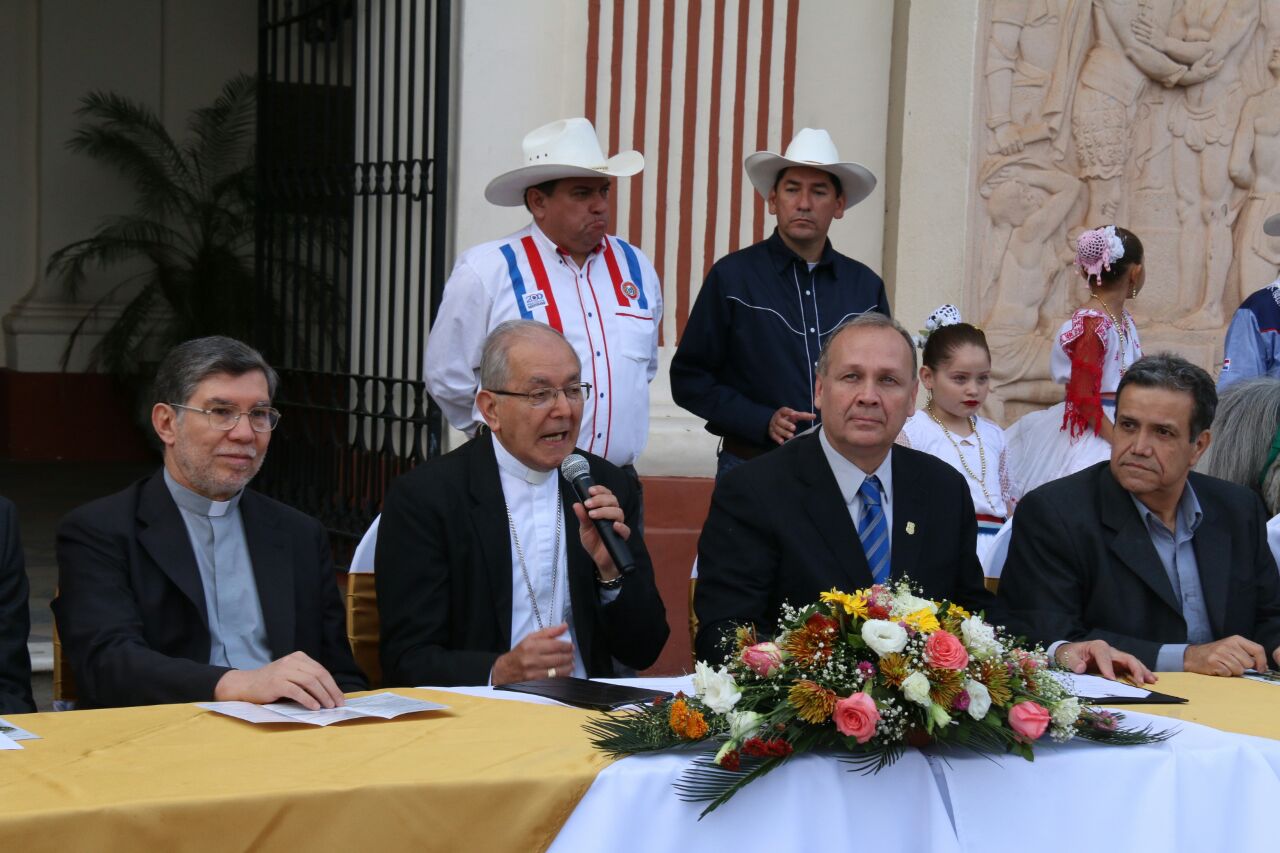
[254,0,452,557]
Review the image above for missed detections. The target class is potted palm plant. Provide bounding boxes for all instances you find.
[47,73,259,377]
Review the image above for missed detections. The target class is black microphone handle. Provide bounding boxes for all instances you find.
[568,472,637,575]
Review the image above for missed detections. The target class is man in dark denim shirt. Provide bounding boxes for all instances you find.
[671,128,890,478]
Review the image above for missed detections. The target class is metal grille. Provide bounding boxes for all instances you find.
[255,0,452,556]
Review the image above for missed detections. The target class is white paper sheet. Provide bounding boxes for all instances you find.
[1050,671,1154,699]
[1243,669,1280,686]
[198,692,448,726]
[0,731,20,750]
[0,717,39,741]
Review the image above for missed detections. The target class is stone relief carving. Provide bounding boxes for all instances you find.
[974,0,1280,421]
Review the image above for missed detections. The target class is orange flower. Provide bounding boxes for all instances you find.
[788,680,838,724]
[668,698,709,740]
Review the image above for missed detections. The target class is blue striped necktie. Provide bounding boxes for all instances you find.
[857,475,891,585]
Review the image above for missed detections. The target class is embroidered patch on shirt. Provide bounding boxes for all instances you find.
[522,291,548,311]
[622,281,639,300]
[1222,358,1231,371]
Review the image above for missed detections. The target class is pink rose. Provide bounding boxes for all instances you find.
[925,630,969,670]
[833,692,881,743]
[1008,701,1051,741]
[740,642,784,677]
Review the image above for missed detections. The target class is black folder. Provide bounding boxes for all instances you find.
[1074,687,1188,705]
[495,677,674,711]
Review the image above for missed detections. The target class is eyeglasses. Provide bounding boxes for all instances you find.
[170,403,282,433]
[487,382,592,408]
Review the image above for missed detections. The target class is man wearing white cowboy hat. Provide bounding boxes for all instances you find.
[671,128,890,477]
[1219,212,1280,390]
[424,117,661,474]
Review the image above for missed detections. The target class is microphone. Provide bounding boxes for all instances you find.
[560,453,636,575]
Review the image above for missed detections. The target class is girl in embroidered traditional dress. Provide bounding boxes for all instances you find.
[898,305,1017,575]
[1005,225,1146,497]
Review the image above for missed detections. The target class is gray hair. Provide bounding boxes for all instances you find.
[1196,377,1280,515]
[816,311,916,377]
[478,320,579,390]
[1116,353,1217,438]
[153,336,278,407]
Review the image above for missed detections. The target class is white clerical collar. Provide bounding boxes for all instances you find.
[492,435,556,485]
[818,429,894,507]
[163,467,241,517]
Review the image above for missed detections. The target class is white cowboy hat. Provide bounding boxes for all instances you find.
[1266,212,1280,237]
[484,118,644,207]
[744,128,877,210]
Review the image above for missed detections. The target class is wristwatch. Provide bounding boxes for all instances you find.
[595,571,623,590]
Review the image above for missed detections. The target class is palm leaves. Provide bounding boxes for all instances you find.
[47,74,261,376]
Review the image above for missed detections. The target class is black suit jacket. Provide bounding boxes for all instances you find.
[694,433,998,663]
[375,434,669,687]
[0,497,34,714]
[54,472,366,708]
[1000,462,1280,668]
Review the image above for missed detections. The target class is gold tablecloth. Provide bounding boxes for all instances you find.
[0,689,616,853]
[1115,672,1280,741]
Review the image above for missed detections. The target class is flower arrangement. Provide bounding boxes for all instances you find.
[585,580,1170,817]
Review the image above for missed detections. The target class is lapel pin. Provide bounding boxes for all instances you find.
[905,522,916,535]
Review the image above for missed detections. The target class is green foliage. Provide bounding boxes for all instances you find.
[45,74,306,378]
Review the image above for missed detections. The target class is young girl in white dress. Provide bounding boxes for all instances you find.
[1005,225,1146,497]
[898,305,1016,575]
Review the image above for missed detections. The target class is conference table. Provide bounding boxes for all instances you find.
[1,673,1277,852]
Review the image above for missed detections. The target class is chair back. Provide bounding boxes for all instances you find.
[346,515,382,686]
[52,612,78,710]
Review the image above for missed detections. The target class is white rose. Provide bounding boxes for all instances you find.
[862,619,909,657]
[902,671,933,708]
[890,593,938,619]
[960,617,1003,661]
[1051,697,1082,728]
[692,661,741,714]
[727,710,763,740]
[963,678,991,721]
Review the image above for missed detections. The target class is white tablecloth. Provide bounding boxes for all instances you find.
[428,677,1280,853]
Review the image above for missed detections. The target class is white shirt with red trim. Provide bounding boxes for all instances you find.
[425,222,662,467]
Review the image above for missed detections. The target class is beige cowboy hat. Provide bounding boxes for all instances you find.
[484,117,644,207]
[1266,212,1280,236]
[744,128,877,211]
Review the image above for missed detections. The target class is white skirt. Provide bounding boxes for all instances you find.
[1005,400,1113,498]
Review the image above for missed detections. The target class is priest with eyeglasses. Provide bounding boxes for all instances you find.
[377,320,668,686]
[54,336,367,709]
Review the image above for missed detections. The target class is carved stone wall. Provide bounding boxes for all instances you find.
[974,0,1280,421]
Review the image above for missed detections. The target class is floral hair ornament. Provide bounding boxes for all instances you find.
[915,304,964,349]
[1076,225,1125,281]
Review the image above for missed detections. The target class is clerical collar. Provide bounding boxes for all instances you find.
[492,436,556,485]
[163,467,243,517]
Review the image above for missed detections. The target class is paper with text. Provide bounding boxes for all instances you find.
[198,692,448,726]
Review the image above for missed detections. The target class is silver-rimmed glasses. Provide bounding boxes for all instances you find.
[169,403,282,433]
[487,382,593,408]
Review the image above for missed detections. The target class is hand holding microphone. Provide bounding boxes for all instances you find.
[560,454,636,576]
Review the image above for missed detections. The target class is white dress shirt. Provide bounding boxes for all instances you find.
[818,429,895,540]
[492,438,587,679]
[425,222,663,467]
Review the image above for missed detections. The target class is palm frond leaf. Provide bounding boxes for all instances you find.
[838,743,906,775]
[674,753,785,819]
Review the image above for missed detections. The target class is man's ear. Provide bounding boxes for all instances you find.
[766,188,778,217]
[152,403,179,449]
[477,389,502,435]
[1188,429,1211,467]
[833,197,846,220]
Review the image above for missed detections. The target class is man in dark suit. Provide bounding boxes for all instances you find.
[1,496,34,714]
[695,313,1152,685]
[1002,354,1280,675]
[377,320,668,686]
[55,337,365,709]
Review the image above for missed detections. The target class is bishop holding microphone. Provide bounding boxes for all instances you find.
[376,320,669,686]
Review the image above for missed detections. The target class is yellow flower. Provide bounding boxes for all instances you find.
[820,589,869,619]
[946,603,971,621]
[904,607,940,634]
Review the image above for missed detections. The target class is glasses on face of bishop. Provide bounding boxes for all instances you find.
[169,403,282,432]
[487,382,592,409]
